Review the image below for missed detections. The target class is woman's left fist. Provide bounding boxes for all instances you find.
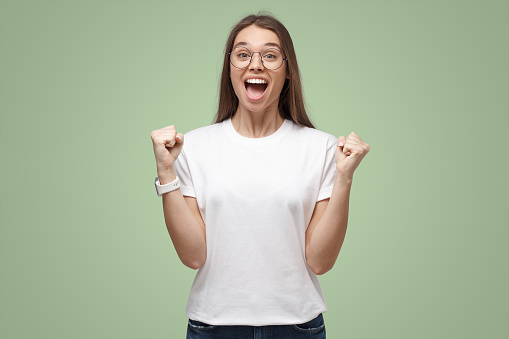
[335,132,370,179]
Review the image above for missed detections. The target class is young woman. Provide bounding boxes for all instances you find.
[150,13,370,339]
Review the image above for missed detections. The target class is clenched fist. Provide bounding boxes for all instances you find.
[151,125,184,171]
[335,132,370,180]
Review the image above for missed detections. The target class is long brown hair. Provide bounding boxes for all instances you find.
[213,12,315,128]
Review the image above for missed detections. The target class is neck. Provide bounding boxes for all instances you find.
[232,102,284,138]
[231,105,284,138]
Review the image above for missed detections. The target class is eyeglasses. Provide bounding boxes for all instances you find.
[229,46,287,70]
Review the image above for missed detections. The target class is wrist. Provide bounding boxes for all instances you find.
[157,167,177,185]
[335,171,353,185]
[157,164,175,173]
[154,174,180,196]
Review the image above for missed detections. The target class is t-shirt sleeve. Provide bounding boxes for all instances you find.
[173,148,196,198]
[316,136,337,202]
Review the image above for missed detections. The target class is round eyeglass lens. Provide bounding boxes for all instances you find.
[230,47,284,70]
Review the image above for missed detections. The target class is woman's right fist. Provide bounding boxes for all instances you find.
[151,125,184,170]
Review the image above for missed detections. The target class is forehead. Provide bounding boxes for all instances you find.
[233,25,281,49]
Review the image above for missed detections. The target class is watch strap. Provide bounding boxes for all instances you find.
[154,176,180,196]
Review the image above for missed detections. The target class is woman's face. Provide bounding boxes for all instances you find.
[230,25,288,114]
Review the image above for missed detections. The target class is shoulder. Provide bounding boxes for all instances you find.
[290,121,338,148]
[181,121,224,149]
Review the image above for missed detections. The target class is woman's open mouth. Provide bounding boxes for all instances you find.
[244,78,268,100]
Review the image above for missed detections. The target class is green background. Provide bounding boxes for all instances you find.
[1,0,507,338]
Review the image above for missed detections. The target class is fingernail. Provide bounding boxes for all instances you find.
[338,141,343,147]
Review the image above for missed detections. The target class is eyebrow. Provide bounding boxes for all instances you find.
[233,41,282,49]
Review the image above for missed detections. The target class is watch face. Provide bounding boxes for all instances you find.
[155,178,162,196]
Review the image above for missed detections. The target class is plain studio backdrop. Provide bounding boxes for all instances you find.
[0,0,507,338]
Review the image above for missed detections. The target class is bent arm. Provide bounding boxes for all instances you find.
[305,174,352,275]
[158,166,206,269]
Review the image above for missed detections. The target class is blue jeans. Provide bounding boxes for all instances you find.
[186,313,326,338]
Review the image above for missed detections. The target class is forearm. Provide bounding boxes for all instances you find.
[306,173,352,275]
[158,166,206,269]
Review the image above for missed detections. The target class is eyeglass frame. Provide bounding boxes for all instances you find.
[228,46,288,70]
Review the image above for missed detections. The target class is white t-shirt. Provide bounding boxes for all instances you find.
[173,116,338,326]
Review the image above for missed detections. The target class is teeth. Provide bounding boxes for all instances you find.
[246,78,267,84]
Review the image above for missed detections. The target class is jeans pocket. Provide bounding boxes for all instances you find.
[291,313,325,333]
[188,319,217,330]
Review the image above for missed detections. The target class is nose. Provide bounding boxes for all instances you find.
[249,52,264,71]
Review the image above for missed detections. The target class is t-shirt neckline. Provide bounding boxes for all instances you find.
[224,117,292,145]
